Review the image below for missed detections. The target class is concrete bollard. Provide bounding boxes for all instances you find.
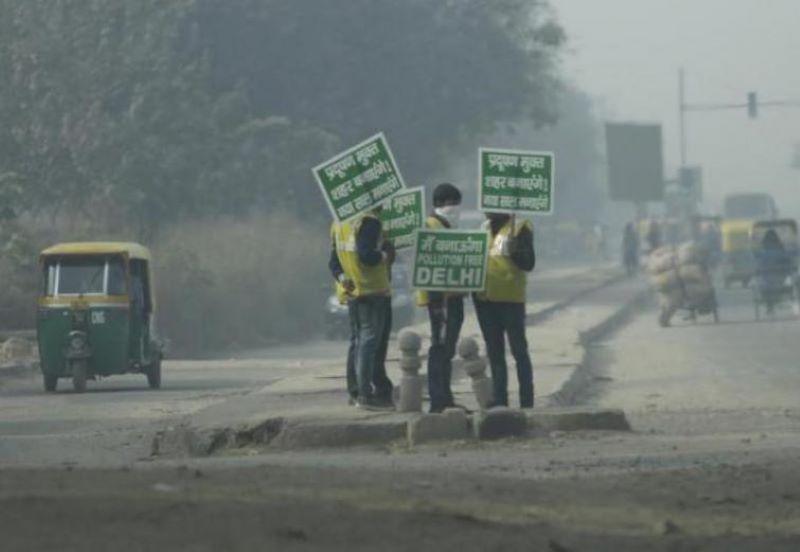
[458,337,493,410]
[397,329,423,412]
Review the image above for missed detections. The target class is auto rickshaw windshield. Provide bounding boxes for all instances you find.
[43,256,127,296]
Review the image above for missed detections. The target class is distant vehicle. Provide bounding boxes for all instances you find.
[723,193,778,221]
[721,219,756,288]
[324,263,415,340]
[750,219,800,319]
[37,242,164,393]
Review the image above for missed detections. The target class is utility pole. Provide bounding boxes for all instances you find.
[679,68,687,167]
[678,69,800,176]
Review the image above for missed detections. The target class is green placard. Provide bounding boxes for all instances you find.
[479,148,555,214]
[379,186,425,250]
[412,229,489,292]
[313,133,406,223]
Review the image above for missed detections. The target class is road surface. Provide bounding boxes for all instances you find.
[2,275,799,550]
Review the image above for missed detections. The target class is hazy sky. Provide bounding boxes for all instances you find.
[553,0,800,217]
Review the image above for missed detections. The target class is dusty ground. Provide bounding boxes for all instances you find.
[2,451,799,551]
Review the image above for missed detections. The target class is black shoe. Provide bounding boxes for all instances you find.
[373,395,396,409]
[356,396,395,411]
[485,400,508,410]
[348,396,358,406]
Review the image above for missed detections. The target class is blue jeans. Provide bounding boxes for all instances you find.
[349,295,392,400]
[473,299,534,408]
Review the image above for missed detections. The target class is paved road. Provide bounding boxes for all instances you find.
[2,275,800,549]
[589,282,800,420]
[0,263,616,466]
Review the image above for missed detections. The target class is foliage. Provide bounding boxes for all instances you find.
[0,0,579,350]
[0,0,565,234]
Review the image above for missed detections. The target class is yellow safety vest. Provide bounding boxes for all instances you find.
[478,219,532,303]
[329,225,349,304]
[331,215,391,298]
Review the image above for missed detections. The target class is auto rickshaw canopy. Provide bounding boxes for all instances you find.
[40,241,152,261]
[720,219,754,252]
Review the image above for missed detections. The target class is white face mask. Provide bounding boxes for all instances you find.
[435,205,461,228]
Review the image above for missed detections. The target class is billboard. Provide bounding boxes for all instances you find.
[605,123,664,202]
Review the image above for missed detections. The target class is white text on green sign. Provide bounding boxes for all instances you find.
[379,187,424,250]
[479,148,554,214]
[313,133,405,222]
[412,229,489,292]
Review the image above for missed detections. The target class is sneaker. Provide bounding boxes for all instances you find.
[348,396,357,406]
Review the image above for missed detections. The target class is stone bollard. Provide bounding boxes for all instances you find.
[397,329,423,412]
[458,337,493,410]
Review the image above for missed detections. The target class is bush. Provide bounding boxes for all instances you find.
[153,215,329,357]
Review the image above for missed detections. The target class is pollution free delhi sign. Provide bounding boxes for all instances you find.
[411,229,490,292]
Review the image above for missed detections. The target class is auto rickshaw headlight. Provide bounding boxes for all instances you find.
[69,334,86,351]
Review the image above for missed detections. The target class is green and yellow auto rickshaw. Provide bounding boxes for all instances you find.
[36,242,163,393]
[721,219,755,288]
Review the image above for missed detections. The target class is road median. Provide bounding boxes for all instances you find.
[151,268,649,457]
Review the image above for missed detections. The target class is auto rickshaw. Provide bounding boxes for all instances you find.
[37,242,163,393]
[750,219,800,319]
[721,219,755,287]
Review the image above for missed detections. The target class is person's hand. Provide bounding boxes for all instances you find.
[382,240,396,265]
[338,274,355,294]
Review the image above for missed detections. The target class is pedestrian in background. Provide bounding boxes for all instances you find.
[474,212,536,409]
[417,183,467,413]
[622,222,639,276]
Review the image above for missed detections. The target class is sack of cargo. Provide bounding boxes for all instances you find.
[683,281,713,302]
[649,269,680,292]
[678,263,710,285]
[677,241,708,265]
[647,246,677,274]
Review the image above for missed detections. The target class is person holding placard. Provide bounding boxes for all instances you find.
[417,183,467,413]
[329,209,396,410]
[473,213,536,409]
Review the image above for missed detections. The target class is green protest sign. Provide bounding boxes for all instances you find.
[479,148,555,214]
[411,229,489,292]
[313,133,406,223]
[379,186,424,250]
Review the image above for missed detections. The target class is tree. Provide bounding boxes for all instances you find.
[0,0,567,234]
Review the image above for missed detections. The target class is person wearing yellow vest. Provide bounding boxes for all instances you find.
[329,208,395,410]
[417,183,468,413]
[474,212,536,408]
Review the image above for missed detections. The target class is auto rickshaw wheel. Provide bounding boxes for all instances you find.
[71,360,88,393]
[146,358,161,390]
[43,374,58,393]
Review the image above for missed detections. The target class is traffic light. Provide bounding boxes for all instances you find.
[747,92,758,118]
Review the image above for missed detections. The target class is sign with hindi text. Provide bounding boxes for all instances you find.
[411,229,489,292]
[313,133,405,223]
[479,148,554,214]
[379,186,424,250]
